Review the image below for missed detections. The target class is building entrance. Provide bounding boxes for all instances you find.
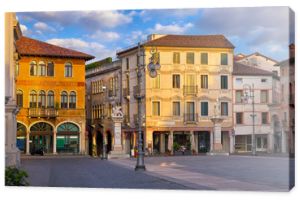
[196,131,210,153]
[29,122,53,154]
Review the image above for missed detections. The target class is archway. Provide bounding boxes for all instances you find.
[106,131,112,153]
[96,131,103,156]
[30,122,53,153]
[57,122,80,154]
[17,122,27,153]
[272,115,281,153]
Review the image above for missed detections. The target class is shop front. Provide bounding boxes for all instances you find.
[173,131,191,155]
[195,131,210,153]
[56,122,80,154]
[29,122,53,154]
[17,122,27,153]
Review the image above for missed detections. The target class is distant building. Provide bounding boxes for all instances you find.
[232,62,283,153]
[5,12,22,167]
[15,36,94,155]
[85,58,122,156]
[117,34,235,156]
[275,44,295,155]
[235,52,280,76]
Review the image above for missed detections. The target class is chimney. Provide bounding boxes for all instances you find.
[147,34,166,41]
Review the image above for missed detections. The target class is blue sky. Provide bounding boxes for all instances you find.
[16,7,294,63]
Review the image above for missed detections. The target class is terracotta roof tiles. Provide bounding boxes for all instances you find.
[233,62,273,76]
[16,36,94,61]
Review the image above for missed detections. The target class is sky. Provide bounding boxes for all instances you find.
[16,7,294,63]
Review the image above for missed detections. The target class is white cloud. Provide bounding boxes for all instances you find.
[20,24,30,35]
[124,30,147,45]
[46,38,115,61]
[148,23,193,34]
[89,30,120,41]
[139,9,200,22]
[20,10,133,30]
[33,21,56,33]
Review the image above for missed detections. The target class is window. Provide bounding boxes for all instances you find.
[152,74,160,89]
[69,91,76,108]
[38,61,46,76]
[261,78,267,83]
[126,58,129,70]
[221,75,228,89]
[172,74,180,88]
[173,102,180,116]
[260,90,268,103]
[29,90,37,108]
[236,90,243,103]
[47,91,54,108]
[61,91,68,108]
[30,61,37,76]
[221,102,228,116]
[186,52,194,64]
[221,53,228,65]
[64,62,72,77]
[201,53,208,65]
[47,62,54,76]
[236,112,243,124]
[16,90,23,107]
[262,112,268,124]
[38,90,46,108]
[186,102,195,121]
[201,75,208,89]
[16,62,19,76]
[173,52,180,64]
[201,102,208,116]
[152,101,160,116]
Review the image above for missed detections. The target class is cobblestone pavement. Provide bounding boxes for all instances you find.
[20,156,198,190]
[20,155,294,191]
[109,155,294,191]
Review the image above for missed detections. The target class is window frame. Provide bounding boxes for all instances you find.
[186,52,194,65]
[69,91,76,109]
[152,101,160,116]
[172,74,180,89]
[221,102,228,116]
[221,53,228,65]
[221,75,228,89]
[61,91,68,109]
[200,101,209,116]
[172,101,180,116]
[64,62,73,77]
[201,75,208,89]
[201,52,208,65]
[236,112,243,124]
[173,52,180,64]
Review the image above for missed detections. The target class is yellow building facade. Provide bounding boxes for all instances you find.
[118,34,234,155]
[16,36,94,155]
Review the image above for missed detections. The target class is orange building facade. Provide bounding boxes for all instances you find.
[15,37,94,155]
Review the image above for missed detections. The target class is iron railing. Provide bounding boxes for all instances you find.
[28,108,57,118]
[184,113,198,123]
[183,85,198,96]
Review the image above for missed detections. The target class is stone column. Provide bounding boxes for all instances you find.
[229,130,235,154]
[190,131,195,152]
[195,133,198,153]
[281,130,287,153]
[53,131,57,154]
[268,133,274,153]
[160,133,165,153]
[26,132,30,155]
[168,131,174,154]
[108,106,129,158]
[208,117,227,155]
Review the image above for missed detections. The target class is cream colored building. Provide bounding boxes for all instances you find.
[117,34,235,155]
[232,62,281,153]
[5,13,21,167]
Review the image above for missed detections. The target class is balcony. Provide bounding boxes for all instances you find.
[28,108,57,118]
[123,88,130,99]
[183,85,198,96]
[184,113,198,123]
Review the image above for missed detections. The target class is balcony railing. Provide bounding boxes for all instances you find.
[28,108,57,118]
[183,85,198,96]
[184,113,198,123]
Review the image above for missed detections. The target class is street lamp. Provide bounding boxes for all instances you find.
[242,83,256,156]
[135,43,160,171]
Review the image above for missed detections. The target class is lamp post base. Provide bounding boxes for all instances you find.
[135,165,146,171]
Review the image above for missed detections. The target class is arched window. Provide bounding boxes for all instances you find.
[30,61,37,76]
[69,91,76,108]
[47,91,54,108]
[16,90,23,107]
[57,122,79,132]
[61,91,68,108]
[29,90,37,108]
[38,61,46,76]
[30,122,53,132]
[64,62,72,77]
[38,90,46,108]
[47,61,54,76]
